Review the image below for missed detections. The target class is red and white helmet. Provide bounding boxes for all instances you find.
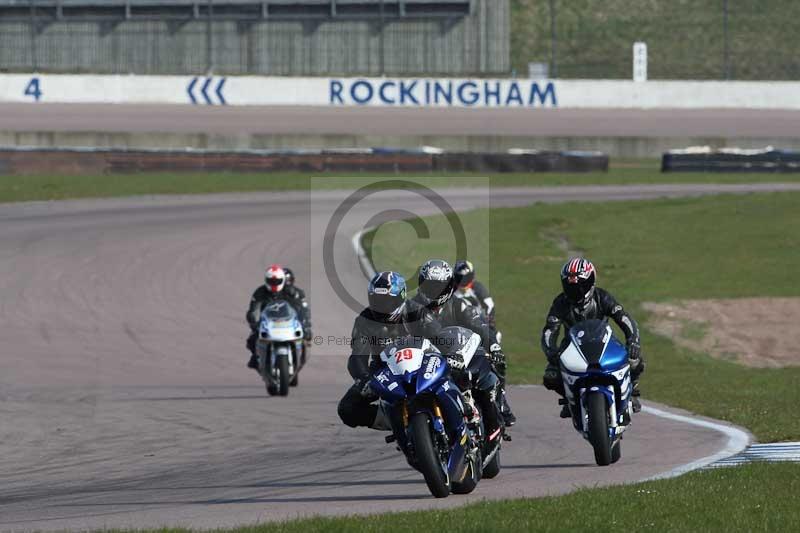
[265,264,286,293]
[560,257,596,306]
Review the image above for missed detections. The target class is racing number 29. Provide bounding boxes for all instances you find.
[395,349,414,363]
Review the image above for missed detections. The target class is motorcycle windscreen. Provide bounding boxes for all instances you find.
[262,300,297,322]
[560,342,588,373]
[568,319,612,366]
[382,346,425,381]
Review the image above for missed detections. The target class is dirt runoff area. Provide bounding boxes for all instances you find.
[643,298,800,368]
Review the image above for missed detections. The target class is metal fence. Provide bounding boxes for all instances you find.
[511,0,800,80]
[0,0,510,76]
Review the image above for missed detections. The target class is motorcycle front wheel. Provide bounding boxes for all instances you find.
[587,391,612,466]
[409,412,450,498]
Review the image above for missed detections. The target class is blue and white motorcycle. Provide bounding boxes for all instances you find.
[370,336,480,498]
[256,300,306,396]
[559,319,633,466]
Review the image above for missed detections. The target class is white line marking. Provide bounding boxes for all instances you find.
[352,228,377,279]
[351,220,752,481]
[641,405,751,479]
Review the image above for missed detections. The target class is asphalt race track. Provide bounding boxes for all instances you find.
[3,184,794,531]
[3,104,800,137]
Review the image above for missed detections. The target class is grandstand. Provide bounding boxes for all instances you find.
[0,0,509,75]
[0,0,472,21]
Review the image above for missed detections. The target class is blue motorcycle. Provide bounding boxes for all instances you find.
[370,336,480,498]
[559,319,633,466]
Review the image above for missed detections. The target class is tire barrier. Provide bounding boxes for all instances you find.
[0,146,608,175]
[662,146,800,173]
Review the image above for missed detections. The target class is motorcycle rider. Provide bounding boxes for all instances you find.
[246,264,312,370]
[337,271,441,429]
[411,259,516,427]
[431,326,503,438]
[453,260,496,329]
[541,257,644,416]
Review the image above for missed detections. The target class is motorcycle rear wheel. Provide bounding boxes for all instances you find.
[482,448,501,479]
[409,412,450,498]
[587,391,612,466]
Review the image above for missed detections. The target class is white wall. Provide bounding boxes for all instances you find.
[2,74,799,109]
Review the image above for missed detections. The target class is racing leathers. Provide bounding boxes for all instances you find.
[246,285,312,364]
[411,293,516,426]
[337,301,440,429]
[454,280,496,329]
[540,287,644,412]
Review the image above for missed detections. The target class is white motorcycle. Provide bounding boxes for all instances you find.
[256,300,306,396]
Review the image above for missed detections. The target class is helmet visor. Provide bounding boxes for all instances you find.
[419,279,453,306]
[368,292,405,317]
[563,278,592,304]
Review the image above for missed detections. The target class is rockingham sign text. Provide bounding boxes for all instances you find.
[329,79,558,107]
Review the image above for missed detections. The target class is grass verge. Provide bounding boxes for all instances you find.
[129,463,800,532]
[2,165,800,204]
[367,192,800,442]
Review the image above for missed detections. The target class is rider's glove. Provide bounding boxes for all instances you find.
[627,340,640,359]
[355,377,374,398]
[627,340,641,362]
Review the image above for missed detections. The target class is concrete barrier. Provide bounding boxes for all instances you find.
[4,74,800,109]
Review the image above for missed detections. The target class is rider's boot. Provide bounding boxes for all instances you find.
[631,381,642,413]
[500,389,516,427]
[370,405,392,431]
[462,391,481,428]
[558,396,570,418]
[247,353,259,370]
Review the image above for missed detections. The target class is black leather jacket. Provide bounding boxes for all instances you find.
[411,293,498,354]
[453,280,495,326]
[540,287,639,362]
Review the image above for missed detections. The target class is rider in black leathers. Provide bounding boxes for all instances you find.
[411,259,516,426]
[541,258,644,416]
[337,271,441,429]
[246,264,312,370]
[430,326,503,437]
[453,260,497,329]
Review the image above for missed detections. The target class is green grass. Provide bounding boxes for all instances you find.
[367,192,800,441]
[128,463,800,532]
[511,0,800,80]
[2,164,800,203]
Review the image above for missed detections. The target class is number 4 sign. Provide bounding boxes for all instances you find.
[24,78,42,101]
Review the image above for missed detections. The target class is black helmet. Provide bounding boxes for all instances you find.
[368,271,407,320]
[561,257,596,306]
[417,259,455,309]
[453,260,475,289]
[283,267,295,286]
